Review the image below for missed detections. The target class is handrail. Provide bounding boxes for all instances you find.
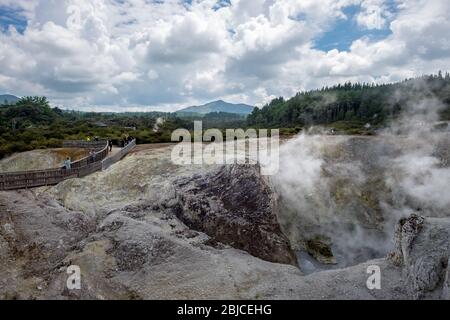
[0,140,110,191]
[102,139,136,170]
[62,140,107,149]
[70,141,109,169]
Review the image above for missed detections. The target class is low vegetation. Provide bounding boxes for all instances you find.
[1,73,449,159]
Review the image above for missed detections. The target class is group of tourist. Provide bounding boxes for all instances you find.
[122,136,135,147]
[63,136,134,170]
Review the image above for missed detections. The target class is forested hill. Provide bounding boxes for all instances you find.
[247,73,450,130]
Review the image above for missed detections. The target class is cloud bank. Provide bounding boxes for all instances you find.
[0,0,449,111]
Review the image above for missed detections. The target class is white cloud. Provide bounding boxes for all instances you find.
[0,0,449,111]
[356,0,391,30]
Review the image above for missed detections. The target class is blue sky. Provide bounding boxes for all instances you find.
[0,0,448,112]
[314,4,393,51]
[0,6,27,34]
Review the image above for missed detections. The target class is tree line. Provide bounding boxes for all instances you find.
[247,73,450,130]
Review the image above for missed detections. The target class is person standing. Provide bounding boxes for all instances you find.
[64,157,72,170]
[89,150,95,164]
[109,140,113,152]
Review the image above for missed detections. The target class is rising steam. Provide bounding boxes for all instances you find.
[268,81,450,273]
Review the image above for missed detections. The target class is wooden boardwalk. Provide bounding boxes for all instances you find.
[0,140,136,191]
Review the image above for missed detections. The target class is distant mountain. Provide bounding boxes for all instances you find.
[0,94,20,105]
[177,100,254,115]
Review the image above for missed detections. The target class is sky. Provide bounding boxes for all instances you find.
[0,0,449,112]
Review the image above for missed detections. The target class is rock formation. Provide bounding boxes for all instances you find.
[173,164,297,266]
[4,188,448,300]
[1,139,449,300]
[389,214,450,299]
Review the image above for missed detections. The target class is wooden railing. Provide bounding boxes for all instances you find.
[0,140,110,191]
[0,168,78,191]
[102,140,136,170]
[71,142,109,170]
[63,140,106,150]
